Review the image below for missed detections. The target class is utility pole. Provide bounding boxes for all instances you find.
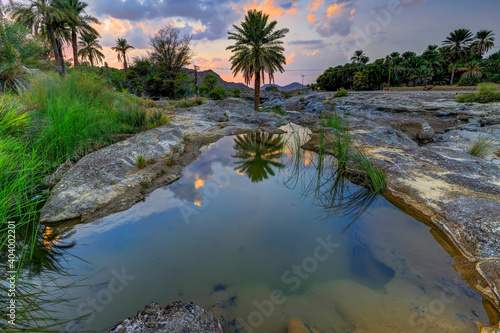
[301,75,305,93]
[194,65,200,96]
[387,59,392,91]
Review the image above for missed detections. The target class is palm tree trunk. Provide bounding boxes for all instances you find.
[57,38,66,72]
[450,61,456,85]
[123,51,128,72]
[72,29,79,67]
[47,23,65,78]
[254,71,261,111]
[89,55,94,67]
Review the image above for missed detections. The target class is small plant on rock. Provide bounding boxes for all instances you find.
[136,154,147,169]
[334,88,349,98]
[467,135,498,159]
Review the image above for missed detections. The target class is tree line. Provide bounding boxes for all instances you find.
[315,29,498,91]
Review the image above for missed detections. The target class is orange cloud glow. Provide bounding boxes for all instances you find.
[244,0,297,18]
[194,201,202,207]
[350,8,356,16]
[101,17,132,37]
[327,3,343,17]
[195,175,205,189]
[286,51,296,64]
[308,0,324,11]
[307,14,317,23]
[308,49,319,56]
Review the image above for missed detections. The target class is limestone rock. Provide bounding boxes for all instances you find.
[109,301,223,333]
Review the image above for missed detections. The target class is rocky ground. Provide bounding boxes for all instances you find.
[41,92,500,332]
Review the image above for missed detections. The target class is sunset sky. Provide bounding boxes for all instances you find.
[77,0,500,86]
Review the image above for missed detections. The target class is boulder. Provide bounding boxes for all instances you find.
[109,302,223,333]
[400,119,435,141]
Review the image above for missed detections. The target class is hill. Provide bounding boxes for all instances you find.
[183,69,250,91]
[262,82,303,91]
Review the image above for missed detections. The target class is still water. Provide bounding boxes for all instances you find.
[8,125,491,332]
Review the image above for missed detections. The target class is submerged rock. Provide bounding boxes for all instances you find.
[109,301,223,333]
[287,317,319,333]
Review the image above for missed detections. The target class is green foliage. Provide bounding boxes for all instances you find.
[170,96,207,108]
[260,104,286,116]
[458,77,480,86]
[322,112,348,131]
[283,92,291,98]
[136,154,147,169]
[209,86,228,100]
[230,87,241,97]
[147,110,170,128]
[353,71,370,91]
[0,19,47,93]
[265,85,279,92]
[334,87,349,97]
[202,73,218,92]
[467,135,498,159]
[456,83,500,103]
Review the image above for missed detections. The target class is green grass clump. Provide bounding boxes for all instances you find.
[147,110,170,128]
[230,88,241,98]
[170,96,207,108]
[284,92,292,99]
[136,154,147,169]
[322,112,348,131]
[456,83,500,103]
[260,104,286,116]
[334,87,349,98]
[467,135,498,159]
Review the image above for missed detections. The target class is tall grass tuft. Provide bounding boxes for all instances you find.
[456,83,500,103]
[467,135,498,159]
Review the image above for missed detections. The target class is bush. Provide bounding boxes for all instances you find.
[209,86,228,100]
[456,83,500,103]
[147,110,170,128]
[353,71,370,91]
[458,77,480,86]
[170,96,207,108]
[230,87,241,97]
[284,92,291,98]
[265,85,279,92]
[334,88,349,98]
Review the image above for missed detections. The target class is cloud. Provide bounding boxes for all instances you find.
[243,0,298,18]
[313,0,357,37]
[286,50,296,63]
[289,39,324,45]
[307,49,319,56]
[89,0,242,41]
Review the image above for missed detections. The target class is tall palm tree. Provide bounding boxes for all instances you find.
[459,62,485,79]
[77,32,103,67]
[441,28,474,85]
[59,0,99,67]
[351,50,369,64]
[111,38,134,72]
[227,9,289,111]
[9,0,76,77]
[472,29,495,57]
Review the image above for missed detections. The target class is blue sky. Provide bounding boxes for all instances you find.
[81,0,500,85]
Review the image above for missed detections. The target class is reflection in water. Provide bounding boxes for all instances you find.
[0,224,85,332]
[232,132,285,183]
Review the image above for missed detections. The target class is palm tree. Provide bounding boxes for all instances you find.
[77,32,103,67]
[441,28,474,85]
[472,29,495,57]
[351,50,369,64]
[60,0,99,67]
[111,38,134,72]
[459,62,485,79]
[227,9,289,111]
[10,0,76,77]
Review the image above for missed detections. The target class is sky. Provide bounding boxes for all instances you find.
[75,0,500,86]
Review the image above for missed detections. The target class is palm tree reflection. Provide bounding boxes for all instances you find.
[232,132,285,183]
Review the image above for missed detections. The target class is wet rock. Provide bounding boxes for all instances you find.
[287,318,319,333]
[109,301,223,333]
[400,119,435,141]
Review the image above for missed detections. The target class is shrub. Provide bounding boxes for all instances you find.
[456,83,500,103]
[209,86,228,100]
[265,85,279,92]
[230,87,241,97]
[284,92,291,98]
[334,87,349,98]
[136,154,147,169]
[170,96,207,108]
[353,71,370,91]
[458,77,480,86]
[147,110,170,128]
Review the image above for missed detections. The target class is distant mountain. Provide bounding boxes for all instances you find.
[183,69,251,91]
[261,82,303,91]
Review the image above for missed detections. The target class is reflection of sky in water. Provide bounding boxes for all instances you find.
[35,128,490,333]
